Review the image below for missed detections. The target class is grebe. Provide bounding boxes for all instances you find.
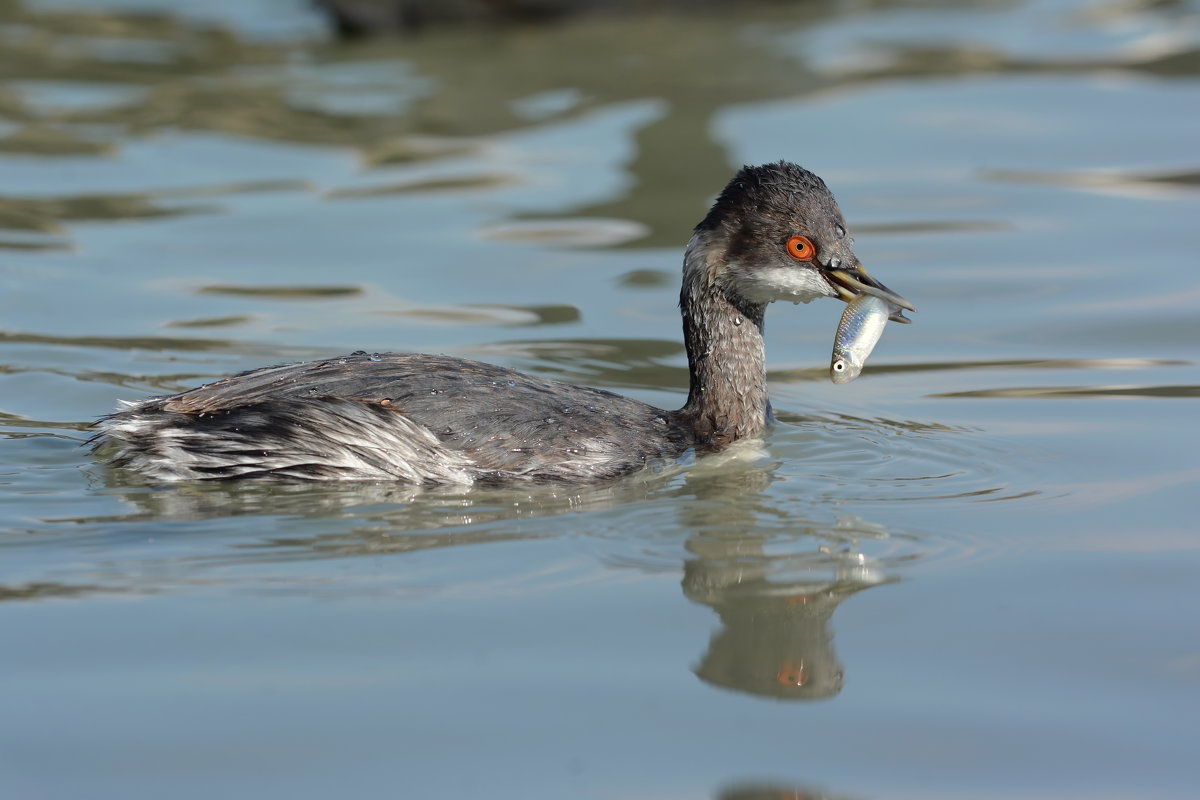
[93,161,915,483]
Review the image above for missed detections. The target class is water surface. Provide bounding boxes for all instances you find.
[2,0,1199,798]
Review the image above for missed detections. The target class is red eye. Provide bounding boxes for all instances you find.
[786,235,817,261]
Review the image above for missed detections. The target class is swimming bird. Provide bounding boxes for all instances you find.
[93,161,914,483]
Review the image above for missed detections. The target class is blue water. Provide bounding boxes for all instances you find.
[2,0,1199,797]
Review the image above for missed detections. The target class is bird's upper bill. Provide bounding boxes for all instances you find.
[827,264,916,323]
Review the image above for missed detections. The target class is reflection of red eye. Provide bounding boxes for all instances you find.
[786,235,817,261]
[776,660,808,687]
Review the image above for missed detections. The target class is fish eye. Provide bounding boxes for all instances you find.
[786,235,817,261]
[832,359,846,372]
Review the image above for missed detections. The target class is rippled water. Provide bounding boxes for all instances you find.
[2,0,1199,798]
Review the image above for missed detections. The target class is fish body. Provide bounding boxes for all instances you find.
[831,294,890,384]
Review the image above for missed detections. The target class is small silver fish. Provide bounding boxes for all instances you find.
[831,294,891,384]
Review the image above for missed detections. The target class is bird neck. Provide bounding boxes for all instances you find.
[678,231,771,448]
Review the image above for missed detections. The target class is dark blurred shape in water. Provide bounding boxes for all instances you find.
[195,284,364,299]
[315,0,813,36]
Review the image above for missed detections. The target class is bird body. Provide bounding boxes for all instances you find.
[100,353,691,482]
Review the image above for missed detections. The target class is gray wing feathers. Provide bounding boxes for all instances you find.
[95,353,691,482]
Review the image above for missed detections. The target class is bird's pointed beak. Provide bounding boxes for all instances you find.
[828,264,916,323]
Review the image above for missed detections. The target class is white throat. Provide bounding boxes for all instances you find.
[723,258,836,306]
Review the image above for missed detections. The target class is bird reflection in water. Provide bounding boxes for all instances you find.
[671,461,900,701]
[717,781,863,800]
[684,531,892,701]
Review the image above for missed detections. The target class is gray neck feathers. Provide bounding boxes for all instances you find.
[678,230,771,447]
